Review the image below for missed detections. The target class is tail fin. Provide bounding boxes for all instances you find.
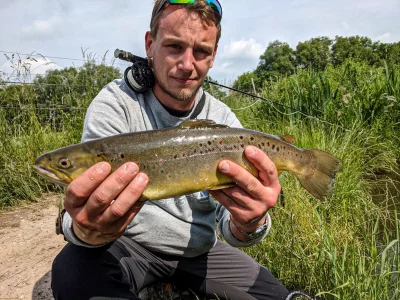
[296,149,342,200]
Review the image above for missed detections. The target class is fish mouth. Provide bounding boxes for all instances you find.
[34,166,69,186]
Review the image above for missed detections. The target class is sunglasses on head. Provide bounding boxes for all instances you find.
[152,0,223,25]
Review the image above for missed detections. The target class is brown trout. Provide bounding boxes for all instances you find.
[34,120,342,200]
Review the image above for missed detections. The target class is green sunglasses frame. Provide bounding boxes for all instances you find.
[152,0,223,24]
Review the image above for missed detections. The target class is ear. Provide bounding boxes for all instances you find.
[145,31,153,58]
[209,44,218,68]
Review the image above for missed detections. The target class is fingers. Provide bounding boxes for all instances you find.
[65,162,111,210]
[101,173,148,223]
[85,162,140,218]
[243,146,279,188]
[217,156,266,202]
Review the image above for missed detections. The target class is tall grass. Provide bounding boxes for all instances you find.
[222,82,400,298]
[0,105,84,207]
[236,60,400,142]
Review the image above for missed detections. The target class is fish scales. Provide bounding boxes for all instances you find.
[34,120,342,200]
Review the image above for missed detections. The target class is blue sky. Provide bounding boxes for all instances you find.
[1,0,399,83]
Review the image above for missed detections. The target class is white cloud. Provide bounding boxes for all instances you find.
[210,38,265,81]
[21,16,65,40]
[376,32,392,42]
[221,38,264,60]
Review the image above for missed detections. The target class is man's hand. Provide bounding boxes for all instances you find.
[210,146,281,241]
[64,162,148,245]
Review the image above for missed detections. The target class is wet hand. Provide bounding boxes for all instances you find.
[210,146,281,240]
[64,162,148,245]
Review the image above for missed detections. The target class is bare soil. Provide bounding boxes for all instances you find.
[0,194,191,300]
[0,193,66,300]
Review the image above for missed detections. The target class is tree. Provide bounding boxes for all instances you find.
[232,71,260,92]
[295,37,333,70]
[255,41,296,79]
[34,62,121,107]
[377,41,400,65]
[331,36,380,66]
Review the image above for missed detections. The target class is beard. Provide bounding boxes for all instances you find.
[156,75,201,102]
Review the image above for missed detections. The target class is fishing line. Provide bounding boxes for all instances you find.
[205,79,351,132]
[230,99,262,111]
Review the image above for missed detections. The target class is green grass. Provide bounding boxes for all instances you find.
[222,107,399,299]
[0,106,84,207]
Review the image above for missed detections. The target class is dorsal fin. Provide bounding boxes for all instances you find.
[280,134,295,145]
[178,119,229,129]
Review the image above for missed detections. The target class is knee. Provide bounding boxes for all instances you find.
[51,243,106,299]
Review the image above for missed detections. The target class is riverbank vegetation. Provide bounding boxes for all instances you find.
[1,36,399,298]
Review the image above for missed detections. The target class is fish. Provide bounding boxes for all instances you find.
[34,119,342,201]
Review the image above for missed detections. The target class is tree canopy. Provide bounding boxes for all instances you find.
[234,35,400,91]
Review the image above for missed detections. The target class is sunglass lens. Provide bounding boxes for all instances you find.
[206,0,222,16]
[170,0,195,3]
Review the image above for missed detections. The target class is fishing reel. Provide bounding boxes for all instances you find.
[114,49,155,93]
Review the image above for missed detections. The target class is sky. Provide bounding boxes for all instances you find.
[1,0,399,83]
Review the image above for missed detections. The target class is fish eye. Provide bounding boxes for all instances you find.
[58,158,71,169]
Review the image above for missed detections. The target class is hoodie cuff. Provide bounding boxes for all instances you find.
[62,212,109,248]
[218,211,271,248]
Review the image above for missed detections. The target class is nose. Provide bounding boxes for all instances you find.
[177,48,195,72]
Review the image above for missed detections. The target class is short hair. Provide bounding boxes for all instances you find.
[150,0,222,45]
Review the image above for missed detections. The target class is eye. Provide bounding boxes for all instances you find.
[58,158,71,169]
[168,44,181,49]
[197,49,210,55]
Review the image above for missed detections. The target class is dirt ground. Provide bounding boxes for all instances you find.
[0,194,66,300]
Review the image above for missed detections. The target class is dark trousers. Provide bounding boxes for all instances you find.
[51,236,290,300]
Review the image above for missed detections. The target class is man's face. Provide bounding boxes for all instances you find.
[146,6,218,105]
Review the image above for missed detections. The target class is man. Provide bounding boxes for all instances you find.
[51,1,294,299]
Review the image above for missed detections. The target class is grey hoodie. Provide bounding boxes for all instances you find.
[62,79,271,257]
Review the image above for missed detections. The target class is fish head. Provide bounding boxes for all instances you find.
[34,144,104,185]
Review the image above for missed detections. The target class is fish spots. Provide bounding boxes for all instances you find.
[199,143,203,147]
[174,154,178,159]
[120,153,125,159]
[276,147,280,152]
[159,159,163,164]
[250,136,254,141]
[219,141,223,145]
[267,142,270,147]
[272,144,275,150]
[182,153,186,157]
[208,141,212,146]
